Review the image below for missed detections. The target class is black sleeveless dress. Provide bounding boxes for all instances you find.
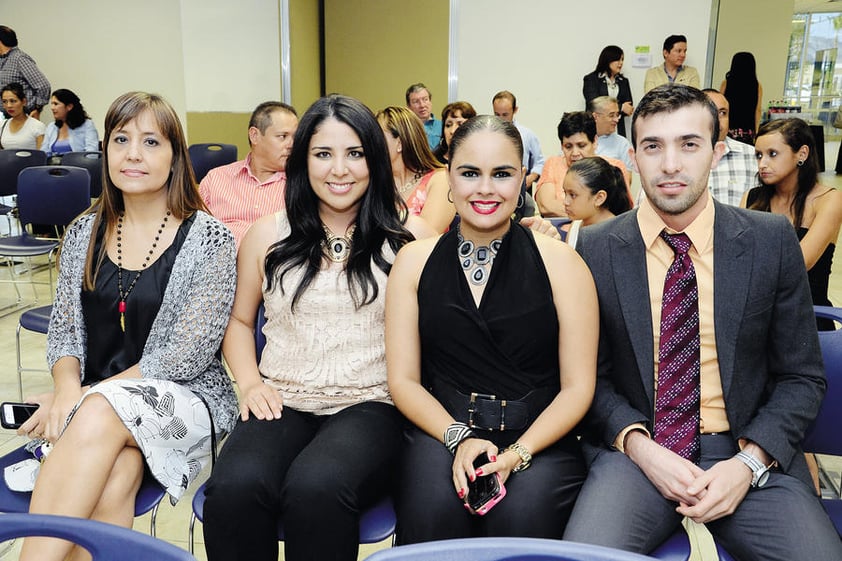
[418,222,560,407]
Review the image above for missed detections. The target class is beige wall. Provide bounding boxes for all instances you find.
[290,0,323,111]
[324,0,449,114]
[713,0,795,111]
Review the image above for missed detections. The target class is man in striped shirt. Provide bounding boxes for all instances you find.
[200,101,298,246]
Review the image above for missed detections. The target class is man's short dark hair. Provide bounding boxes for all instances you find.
[405,83,430,105]
[492,90,517,109]
[663,34,687,53]
[558,111,597,142]
[0,26,18,48]
[631,84,719,148]
[248,101,297,145]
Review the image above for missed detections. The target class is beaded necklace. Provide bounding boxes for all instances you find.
[116,210,171,332]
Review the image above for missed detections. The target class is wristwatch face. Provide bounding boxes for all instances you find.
[755,467,770,488]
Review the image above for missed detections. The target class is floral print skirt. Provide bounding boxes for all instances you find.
[77,378,213,504]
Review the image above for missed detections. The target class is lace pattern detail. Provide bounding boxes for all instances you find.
[259,212,393,414]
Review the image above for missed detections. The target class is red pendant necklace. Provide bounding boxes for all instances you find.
[116,210,171,332]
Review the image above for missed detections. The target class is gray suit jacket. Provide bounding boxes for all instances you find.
[577,201,826,487]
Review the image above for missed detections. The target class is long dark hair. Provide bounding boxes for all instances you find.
[723,52,759,130]
[52,88,89,129]
[749,118,818,229]
[594,45,624,76]
[265,94,413,311]
[568,157,631,216]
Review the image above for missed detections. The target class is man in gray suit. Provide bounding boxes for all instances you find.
[564,84,841,559]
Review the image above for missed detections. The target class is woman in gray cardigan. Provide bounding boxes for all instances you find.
[18,91,238,561]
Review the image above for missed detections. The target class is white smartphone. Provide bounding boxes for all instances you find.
[1,402,39,430]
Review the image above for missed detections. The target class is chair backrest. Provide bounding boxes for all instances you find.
[363,537,658,561]
[17,166,91,229]
[0,513,195,561]
[255,301,267,361]
[188,143,237,183]
[803,306,842,455]
[0,149,48,197]
[59,151,103,198]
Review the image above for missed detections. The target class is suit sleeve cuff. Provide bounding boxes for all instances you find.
[613,424,650,453]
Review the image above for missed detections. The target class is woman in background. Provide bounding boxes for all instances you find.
[377,106,455,232]
[743,118,842,330]
[18,91,237,561]
[721,52,762,145]
[42,88,100,157]
[562,156,631,247]
[387,115,596,543]
[0,82,44,149]
[433,101,477,164]
[582,46,633,138]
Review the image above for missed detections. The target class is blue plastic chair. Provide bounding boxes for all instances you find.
[0,443,168,536]
[16,304,52,399]
[0,513,194,561]
[0,149,47,233]
[363,537,658,561]
[188,143,237,183]
[0,166,90,306]
[58,151,103,198]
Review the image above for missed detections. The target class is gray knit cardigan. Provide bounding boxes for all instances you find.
[46,210,239,434]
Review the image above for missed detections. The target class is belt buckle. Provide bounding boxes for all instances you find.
[468,392,507,431]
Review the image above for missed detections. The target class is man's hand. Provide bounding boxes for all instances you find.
[677,456,752,523]
[625,430,705,505]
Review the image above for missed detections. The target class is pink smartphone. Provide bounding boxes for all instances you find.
[465,453,507,515]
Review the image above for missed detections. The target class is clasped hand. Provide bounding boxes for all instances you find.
[627,434,753,523]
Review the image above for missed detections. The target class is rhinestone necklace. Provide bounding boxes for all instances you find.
[116,210,171,331]
[457,226,503,286]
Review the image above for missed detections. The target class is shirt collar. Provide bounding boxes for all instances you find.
[243,152,285,184]
[637,191,715,253]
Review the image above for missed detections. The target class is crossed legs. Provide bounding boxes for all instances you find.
[19,393,143,561]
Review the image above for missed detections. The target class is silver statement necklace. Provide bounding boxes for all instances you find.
[322,223,356,263]
[457,226,502,286]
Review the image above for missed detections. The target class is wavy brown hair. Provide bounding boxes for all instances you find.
[81,91,206,290]
[376,106,444,175]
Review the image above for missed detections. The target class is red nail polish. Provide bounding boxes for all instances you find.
[475,468,484,476]
[457,488,465,499]
[489,455,497,462]
[469,473,475,482]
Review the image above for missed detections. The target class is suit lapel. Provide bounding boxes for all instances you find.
[712,204,752,399]
[611,217,656,408]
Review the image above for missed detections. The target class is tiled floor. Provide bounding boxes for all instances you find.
[1,157,842,560]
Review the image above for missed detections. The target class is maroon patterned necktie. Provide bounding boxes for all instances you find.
[654,231,701,463]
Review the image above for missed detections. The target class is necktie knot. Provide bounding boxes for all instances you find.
[660,231,691,256]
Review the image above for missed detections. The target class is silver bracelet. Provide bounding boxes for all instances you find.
[444,422,476,455]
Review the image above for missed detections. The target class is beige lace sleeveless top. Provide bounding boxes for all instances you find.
[259,212,394,414]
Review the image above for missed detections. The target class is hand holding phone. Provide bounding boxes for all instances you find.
[1,402,40,430]
[465,452,506,516]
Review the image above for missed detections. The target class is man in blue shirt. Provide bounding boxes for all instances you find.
[492,90,545,189]
[405,83,441,150]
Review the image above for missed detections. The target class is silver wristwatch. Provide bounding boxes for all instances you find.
[735,450,771,488]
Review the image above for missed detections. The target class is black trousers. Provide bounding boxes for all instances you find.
[396,427,586,544]
[203,401,403,561]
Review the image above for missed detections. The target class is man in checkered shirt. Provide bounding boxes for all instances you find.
[703,89,758,206]
[0,25,50,118]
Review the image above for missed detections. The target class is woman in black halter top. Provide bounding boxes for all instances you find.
[386,115,598,542]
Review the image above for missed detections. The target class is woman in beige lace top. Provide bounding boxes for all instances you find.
[202,95,433,561]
